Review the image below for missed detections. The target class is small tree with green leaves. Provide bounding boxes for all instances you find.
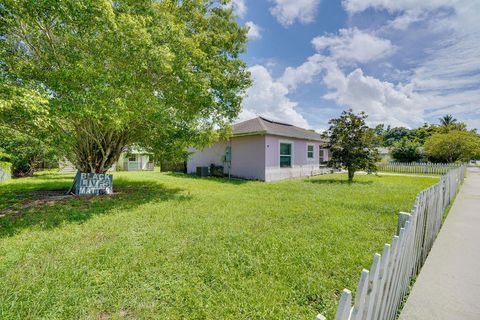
[324,110,380,182]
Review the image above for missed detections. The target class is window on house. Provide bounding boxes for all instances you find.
[128,155,137,162]
[319,149,327,164]
[280,143,292,168]
[307,145,314,159]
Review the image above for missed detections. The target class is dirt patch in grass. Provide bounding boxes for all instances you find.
[0,189,125,219]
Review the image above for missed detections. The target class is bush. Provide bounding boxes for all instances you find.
[391,138,425,162]
[210,164,224,177]
[0,129,57,177]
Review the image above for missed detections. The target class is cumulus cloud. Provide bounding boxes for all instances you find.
[245,21,262,40]
[269,0,321,27]
[321,62,427,127]
[312,28,395,64]
[279,28,393,89]
[279,54,325,89]
[239,65,310,128]
[226,0,247,18]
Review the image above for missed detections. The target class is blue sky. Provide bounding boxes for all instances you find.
[228,0,480,132]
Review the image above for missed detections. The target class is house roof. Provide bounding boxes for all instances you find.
[124,146,152,155]
[377,147,391,155]
[233,117,327,142]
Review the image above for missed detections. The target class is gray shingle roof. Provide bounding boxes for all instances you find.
[233,117,326,142]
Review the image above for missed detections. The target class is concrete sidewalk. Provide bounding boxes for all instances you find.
[400,167,480,320]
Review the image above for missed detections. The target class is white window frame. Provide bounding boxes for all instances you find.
[279,140,294,168]
[307,143,315,160]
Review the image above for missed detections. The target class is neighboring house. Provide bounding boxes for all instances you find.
[0,162,11,183]
[187,117,330,182]
[117,148,154,171]
[377,147,392,163]
[59,148,154,173]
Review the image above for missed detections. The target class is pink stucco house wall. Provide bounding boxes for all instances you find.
[187,117,330,182]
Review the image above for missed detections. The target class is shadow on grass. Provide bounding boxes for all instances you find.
[0,177,190,238]
[165,172,249,185]
[306,178,374,185]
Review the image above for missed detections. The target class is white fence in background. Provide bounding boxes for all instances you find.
[317,165,466,320]
[377,162,462,175]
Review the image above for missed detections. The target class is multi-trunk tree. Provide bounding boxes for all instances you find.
[1,0,251,174]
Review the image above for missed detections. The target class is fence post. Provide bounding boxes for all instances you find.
[335,289,352,320]
[397,212,411,236]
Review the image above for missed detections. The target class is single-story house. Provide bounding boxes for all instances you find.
[0,163,11,183]
[117,148,154,171]
[187,117,330,182]
[59,148,154,173]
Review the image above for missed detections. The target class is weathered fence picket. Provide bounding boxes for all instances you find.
[317,164,466,320]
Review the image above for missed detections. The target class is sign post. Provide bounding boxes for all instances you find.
[74,172,113,195]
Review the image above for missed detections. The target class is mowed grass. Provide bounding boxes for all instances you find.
[0,171,437,319]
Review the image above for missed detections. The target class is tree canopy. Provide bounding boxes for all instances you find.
[424,131,480,163]
[0,0,251,173]
[325,110,379,182]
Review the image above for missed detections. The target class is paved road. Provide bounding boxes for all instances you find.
[399,167,480,320]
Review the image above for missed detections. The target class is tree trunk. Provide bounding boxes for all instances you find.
[347,167,355,183]
[71,121,129,174]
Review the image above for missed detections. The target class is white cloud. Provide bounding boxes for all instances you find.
[279,54,325,89]
[269,0,321,27]
[226,0,247,18]
[245,21,262,40]
[279,28,393,89]
[321,62,427,127]
[312,28,395,64]
[388,10,424,30]
[239,65,310,128]
[341,0,457,15]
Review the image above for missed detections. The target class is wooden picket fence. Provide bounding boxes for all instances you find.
[317,164,466,320]
[376,162,461,175]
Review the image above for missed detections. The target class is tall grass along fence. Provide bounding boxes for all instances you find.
[317,164,466,320]
[377,162,462,175]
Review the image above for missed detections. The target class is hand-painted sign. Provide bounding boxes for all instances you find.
[75,172,113,195]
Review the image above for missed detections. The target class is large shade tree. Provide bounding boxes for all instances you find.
[324,110,380,182]
[0,0,251,173]
[424,131,480,163]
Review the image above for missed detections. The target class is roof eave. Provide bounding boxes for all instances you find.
[233,131,327,143]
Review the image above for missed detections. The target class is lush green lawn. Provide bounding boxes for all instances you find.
[0,171,437,319]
